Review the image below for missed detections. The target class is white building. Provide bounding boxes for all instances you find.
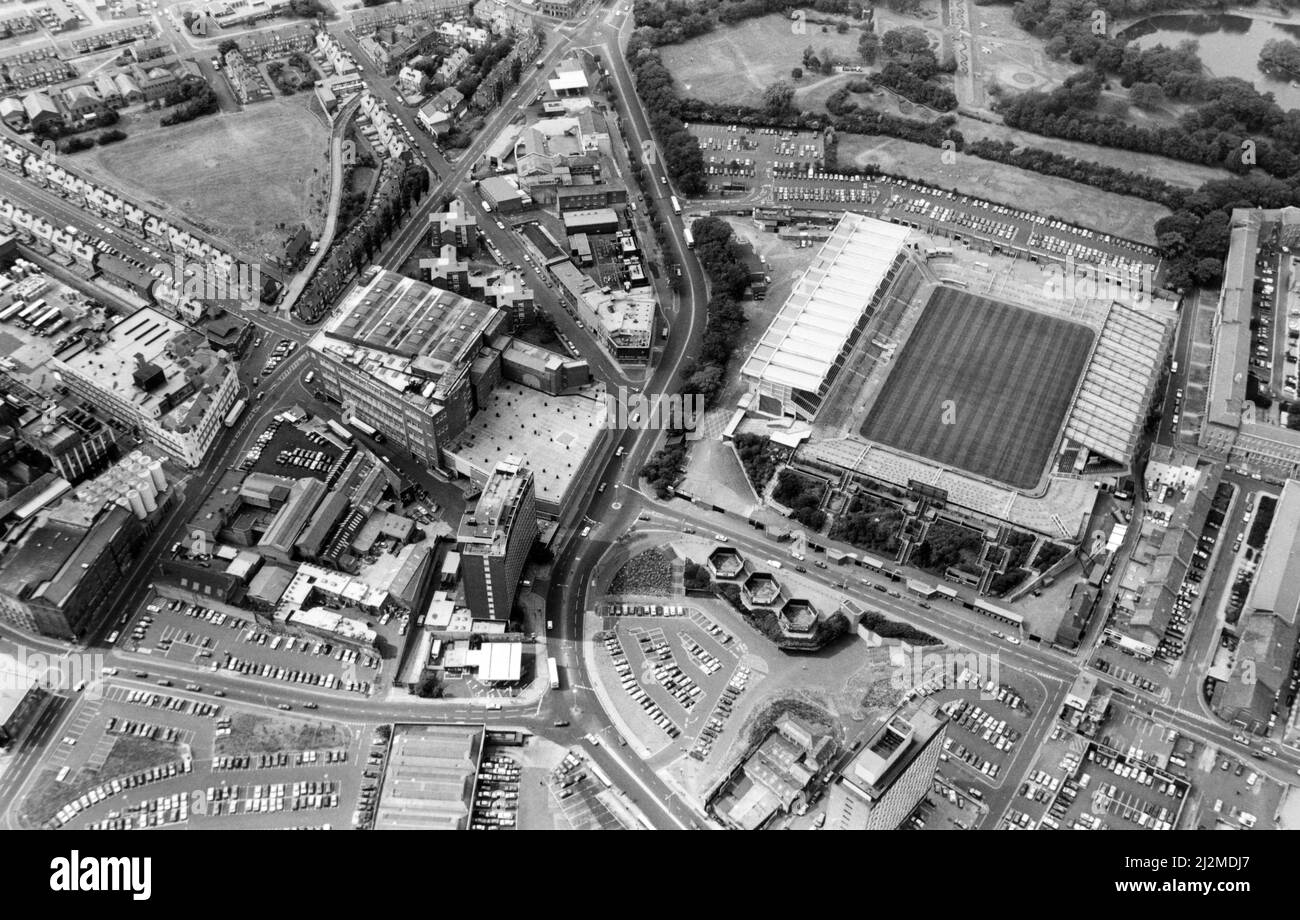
[51,308,239,468]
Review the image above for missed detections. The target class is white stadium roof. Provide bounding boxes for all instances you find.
[1063,302,1170,464]
[741,213,911,394]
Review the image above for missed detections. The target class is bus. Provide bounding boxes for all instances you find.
[16,302,38,323]
[223,398,247,428]
[0,301,23,322]
[547,656,560,690]
[46,317,69,336]
[347,415,384,442]
[326,418,353,442]
[683,226,694,249]
[670,196,681,215]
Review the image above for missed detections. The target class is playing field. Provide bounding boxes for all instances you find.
[77,99,330,258]
[860,287,1094,490]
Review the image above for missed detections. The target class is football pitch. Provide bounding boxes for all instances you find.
[860,286,1095,490]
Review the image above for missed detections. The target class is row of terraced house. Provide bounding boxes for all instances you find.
[0,136,244,274]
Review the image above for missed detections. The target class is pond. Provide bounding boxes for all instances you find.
[1120,12,1300,109]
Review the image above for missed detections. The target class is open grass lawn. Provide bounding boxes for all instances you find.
[861,286,1094,490]
[660,13,867,109]
[214,712,349,757]
[76,98,330,259]
[19,735,181,827]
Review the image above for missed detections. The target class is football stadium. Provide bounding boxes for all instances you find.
[740,212,1175,536]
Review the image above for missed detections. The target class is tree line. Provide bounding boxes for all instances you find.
[640,216,751,497]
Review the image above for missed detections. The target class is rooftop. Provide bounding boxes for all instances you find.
[53,307,231,434]
[1246,478,1300,628]
[843,701,944,796]
[742,212,911,393]
[310,270,503,408]
[458,459,531,555]
[445,382,606,507]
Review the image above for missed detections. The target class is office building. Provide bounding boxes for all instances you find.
[826,700,947,830]
[456,459,537,620]
[306,270,507,469]
[50,308,239,468]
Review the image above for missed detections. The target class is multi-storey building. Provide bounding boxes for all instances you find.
[18,401,120,482]
[0,454,168,639]
[826,700,947,829]
[1201,207,1300,478]
[50,308,239,468]
[456,459,537,620]
[428,198,477,255]
[306,270,507,469]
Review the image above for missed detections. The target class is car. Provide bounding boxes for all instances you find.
[277,703,292,711]
[553,720,570,727]
[303,702,318,709]
[580,525,591,538]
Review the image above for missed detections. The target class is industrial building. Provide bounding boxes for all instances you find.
[0,452,168,638]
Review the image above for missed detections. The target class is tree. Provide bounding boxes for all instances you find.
[858,30,880,65]
[881,26,932,62]
[792,66,803,79]
[1260,38,1300,79]
[762,79,795,116]
[1129,82,1165,110]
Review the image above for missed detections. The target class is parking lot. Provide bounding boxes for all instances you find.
[935,678,1039,786]
[548,748,635,830]
[470,751,522,830]
[763,174,1159,273]
[239,411,346,478]
[1042,742,1189,830]
[118,595,381,697]
[33,683,367,831]
[596,603,747,755]
[913,773,986,830]
[688,123,825,195]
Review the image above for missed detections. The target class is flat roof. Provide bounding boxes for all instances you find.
[445,381,606,507]
[842,700,943,798]
[742,212,911,393]
[466,640,522,682]
[458,459,530,553]
[53,307,230,433]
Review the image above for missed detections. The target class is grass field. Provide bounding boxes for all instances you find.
[76,98,331,260]
[659,13,867,110]
[861,286,1094,490]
